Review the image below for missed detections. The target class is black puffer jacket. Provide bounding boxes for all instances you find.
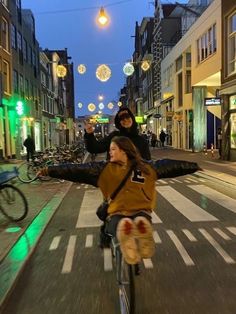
[84,107,151,160]
[46,159,200,187]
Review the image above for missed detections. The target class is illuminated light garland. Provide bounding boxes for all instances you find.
[88,103,96,112]
[117,101,122,107]
[77,64,86,74]
[98,102,105,110]
[107,102,114,109]
[123,62,134,76]
[96,64,111,82]
[56,65,67,77]
[141,60,151,71]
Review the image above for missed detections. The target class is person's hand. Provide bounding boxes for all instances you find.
[84,120,94,134]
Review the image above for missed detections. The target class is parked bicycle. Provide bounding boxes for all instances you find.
[0,167,28,222]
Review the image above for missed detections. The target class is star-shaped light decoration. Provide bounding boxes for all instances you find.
[77,64,86,74]
[107,102,114,109]
[88,103,96,112]
[117,101,122,107]
[56,65,67,78]
[96,64,111,82]
[77,102,83,109]
[123,62,134,76]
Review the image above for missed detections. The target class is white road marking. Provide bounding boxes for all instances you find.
[153,231,162,243]
[213,228,231,240]
[143,258,153,269]
[85,234,93,248]
[76,190,103,228]
[189,185,236,214]
[158,179,167,184]
[198,178,206,182]
[166,230,195,266]
[49,236,61,250]
[151,211,162,223]
[76,186,81,189]
[104,248,113,271]
[168,180,175,184]
[227,227,236,236]
[184,180,191,183]
[182,229,197,242]
[172,179,181,183]
[199,229,235,264]
[187,177,198,183]
[61,235,77,273]
[157,186,218,222]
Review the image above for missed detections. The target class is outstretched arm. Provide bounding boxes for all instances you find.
[152,159,201,179]
[38,161,107,186]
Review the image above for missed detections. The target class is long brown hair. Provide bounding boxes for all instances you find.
[111,136,150,174]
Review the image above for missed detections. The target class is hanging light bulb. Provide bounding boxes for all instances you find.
[97,7,109,27]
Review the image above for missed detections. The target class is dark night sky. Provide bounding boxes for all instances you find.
[21,0,186,117]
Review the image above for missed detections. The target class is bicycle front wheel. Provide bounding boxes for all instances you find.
[0,184,28,222]
[18,162,38,183]
[118,251,135,314]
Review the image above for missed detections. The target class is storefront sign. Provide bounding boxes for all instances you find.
[204,98,221,106]
[135,116,144,124]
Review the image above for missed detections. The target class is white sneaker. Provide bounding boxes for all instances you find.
[116,218,140,265]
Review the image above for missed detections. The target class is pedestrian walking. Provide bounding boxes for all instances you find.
[151,133,157,149]
[159,130,166,147]
[84,107,151,160]
[23,135,35,162]
[38,136,200,264]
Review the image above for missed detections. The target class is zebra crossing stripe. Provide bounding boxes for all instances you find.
[189,185,236,214]
[61,235,77,273]
[182,229,197,242]
[168,180,175,184]
[143,258,153,269]
[49,236,61,250]
[153,231,162,243]
[213,228,231,240]
[166,230,195,266]
[199,229,235,264]
[151,211,162,223]
[157,186,218,222]
[227,227,236,235]
[184,180,191,183]
[85,234,93,248]
[104,248,113,271]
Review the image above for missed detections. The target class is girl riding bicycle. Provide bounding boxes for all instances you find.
[38,136,200,265]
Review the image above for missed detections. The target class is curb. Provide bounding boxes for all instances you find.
[0,181,72,310]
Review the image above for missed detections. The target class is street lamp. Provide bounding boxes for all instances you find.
[97,7,110,27]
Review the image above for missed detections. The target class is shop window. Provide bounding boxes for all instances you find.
[230,113,236,149]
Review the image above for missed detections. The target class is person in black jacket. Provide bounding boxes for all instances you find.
[23,135,35,162]
[84,107,151,160]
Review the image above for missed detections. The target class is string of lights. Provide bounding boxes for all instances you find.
[22,0,134,16]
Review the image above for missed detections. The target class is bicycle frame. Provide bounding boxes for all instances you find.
[110,237,135,314]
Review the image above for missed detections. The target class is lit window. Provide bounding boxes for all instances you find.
[228,12,236,76]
